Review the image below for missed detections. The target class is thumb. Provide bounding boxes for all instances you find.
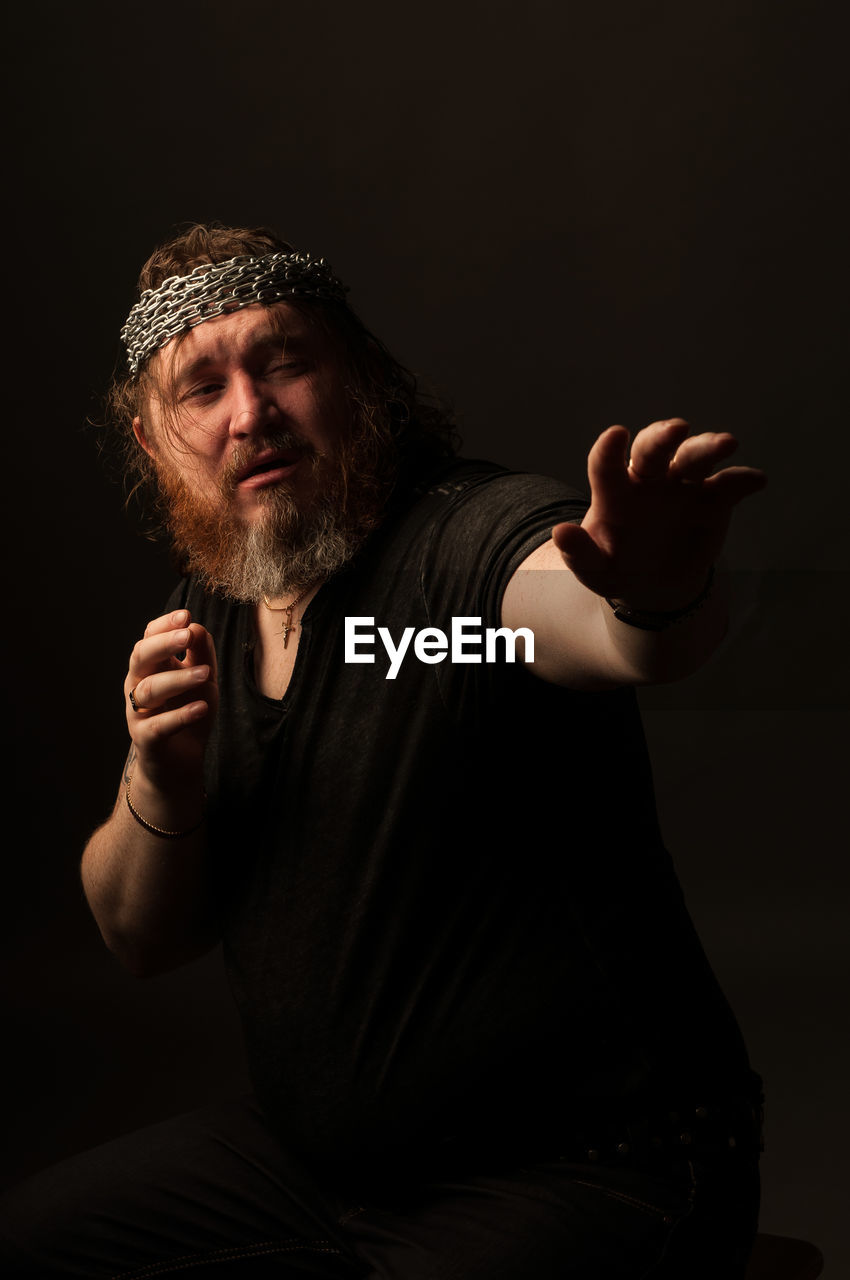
[551,522,609,576]
[551,522,619,599]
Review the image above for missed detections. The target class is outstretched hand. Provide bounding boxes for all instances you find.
[552,418,766,612]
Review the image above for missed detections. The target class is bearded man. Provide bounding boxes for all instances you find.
[0,223,767,1278]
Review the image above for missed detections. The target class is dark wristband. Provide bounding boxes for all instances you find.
[605,566,715,631]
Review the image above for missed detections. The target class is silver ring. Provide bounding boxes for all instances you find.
[129,686,142,713]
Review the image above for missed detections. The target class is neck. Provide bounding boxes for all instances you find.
[255,579,323,646]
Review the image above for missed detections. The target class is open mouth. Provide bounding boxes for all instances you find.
[236,449,302,489]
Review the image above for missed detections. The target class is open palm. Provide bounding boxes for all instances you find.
[552,418,766,611]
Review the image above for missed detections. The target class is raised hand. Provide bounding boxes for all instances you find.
[552,419,766,612]
[79,609,220,971]
[124,608,218,805]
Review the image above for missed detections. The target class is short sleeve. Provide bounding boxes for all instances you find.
[419,468,588,631]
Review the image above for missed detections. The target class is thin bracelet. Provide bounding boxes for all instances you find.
[605,566,715,632]
[125,772,206,840]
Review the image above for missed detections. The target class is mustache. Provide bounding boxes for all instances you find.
[219,430,321,495]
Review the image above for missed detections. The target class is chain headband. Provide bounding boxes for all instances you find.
[121,251,348,374]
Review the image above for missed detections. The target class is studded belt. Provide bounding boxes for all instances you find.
[424,1091,764,1175]
[556,1095,765,1169]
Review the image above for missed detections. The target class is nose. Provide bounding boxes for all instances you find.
[228,372,279,439]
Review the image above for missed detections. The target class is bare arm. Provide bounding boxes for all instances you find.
[502,418,766,688]
[81,609,220,976]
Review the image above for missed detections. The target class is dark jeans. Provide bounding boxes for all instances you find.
[0,1095,759,1278]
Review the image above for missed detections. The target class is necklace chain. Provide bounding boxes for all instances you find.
[261,586,314,649]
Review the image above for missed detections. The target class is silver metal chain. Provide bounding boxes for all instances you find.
[121,252,347,374]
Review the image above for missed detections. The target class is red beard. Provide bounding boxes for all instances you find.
[154,429,390,601]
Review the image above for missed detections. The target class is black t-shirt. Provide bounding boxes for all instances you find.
[169,457,754,1168]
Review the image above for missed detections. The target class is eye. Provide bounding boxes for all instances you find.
[265,358,309,378]
[182,381,223,402]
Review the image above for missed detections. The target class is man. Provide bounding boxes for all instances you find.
[0,223,766,1277]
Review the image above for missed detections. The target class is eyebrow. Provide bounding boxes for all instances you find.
[173,330,312,389]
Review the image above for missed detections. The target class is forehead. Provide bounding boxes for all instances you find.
[158,302,325,381]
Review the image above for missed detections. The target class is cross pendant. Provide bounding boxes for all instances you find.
[279,604,297,648]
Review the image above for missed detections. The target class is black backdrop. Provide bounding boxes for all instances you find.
[3,0,847,1270]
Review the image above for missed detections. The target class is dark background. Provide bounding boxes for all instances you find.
[3,0,847,1271]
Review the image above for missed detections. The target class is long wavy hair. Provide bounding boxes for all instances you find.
[107,222,459,523]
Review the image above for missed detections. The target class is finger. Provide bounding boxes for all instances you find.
[133,699,211,742]
[183,623,218,678]
[552,521,613,580]
[628,418,690,480]
[703,466,768,505]
[142,609,191,640]
[586,425,631,495]
[128,664,211,715]
[128,626,193,682]
[552,521,630,599]
[669,432,738,482]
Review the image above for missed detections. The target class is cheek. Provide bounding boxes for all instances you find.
[308,382,350,452]
[156,440,222,498]
[167,416,227,467]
